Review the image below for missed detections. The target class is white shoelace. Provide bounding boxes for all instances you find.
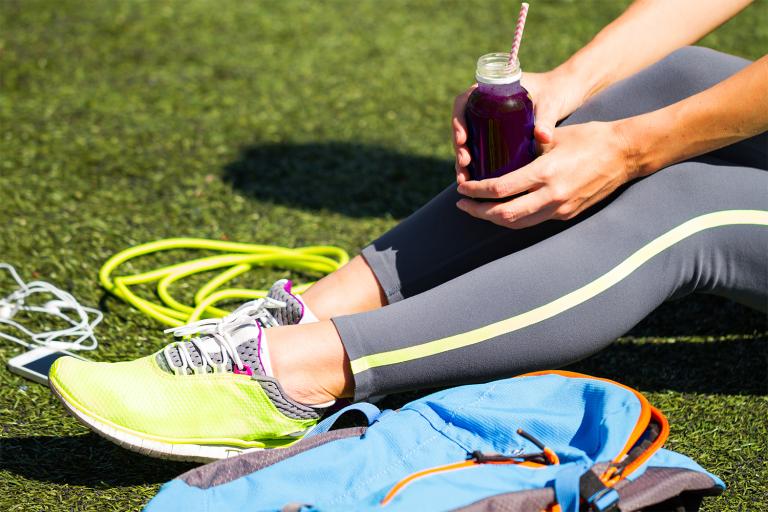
[162,297,285,375]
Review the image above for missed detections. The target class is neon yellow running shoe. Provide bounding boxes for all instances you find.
[49,291,329,462]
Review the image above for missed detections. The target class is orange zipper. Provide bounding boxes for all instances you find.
[520,370,669,484]
[380,458,548,506]
[381,371,668,508]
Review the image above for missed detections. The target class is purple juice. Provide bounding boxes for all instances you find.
[465,53,535,181]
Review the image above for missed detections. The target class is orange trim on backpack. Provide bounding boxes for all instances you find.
[379,458,547,506]
[380,460,475,505]
[520,370,654,471]
[543,447,560,466]
[604,405,670,485]
[382,371,668,508]
[521,370,669,487]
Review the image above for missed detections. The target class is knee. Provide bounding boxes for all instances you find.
[649,46,718,89]
[567,46,741,124]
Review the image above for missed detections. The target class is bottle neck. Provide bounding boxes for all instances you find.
[476,80,522,97]
[475,52,522,86]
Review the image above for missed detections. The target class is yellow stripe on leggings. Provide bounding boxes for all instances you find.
[350,210,768,375]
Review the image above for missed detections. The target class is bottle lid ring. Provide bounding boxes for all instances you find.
[476,52,522,84]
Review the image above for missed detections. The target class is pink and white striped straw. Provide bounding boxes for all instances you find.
[508,2,530,65]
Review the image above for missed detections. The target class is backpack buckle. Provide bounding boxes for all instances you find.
[588,488,620,512]
[580,468,620,512]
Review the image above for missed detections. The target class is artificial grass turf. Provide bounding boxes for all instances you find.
[1,0,766,509]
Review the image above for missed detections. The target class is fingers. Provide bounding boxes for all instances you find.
[457,164,537,199]
[455,147,471,183]
[452,86,476,148]
[455,163,470,184]
[453,85,477,183]
[456,147,471,168]
[456,189,553,229]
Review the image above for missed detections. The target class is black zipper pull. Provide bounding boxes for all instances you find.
[517,428,560,465]
[468,450,517,463]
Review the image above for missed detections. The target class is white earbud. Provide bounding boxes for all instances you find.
[43,300,66,315]
[0,301,17,320]
[0,263,101,351]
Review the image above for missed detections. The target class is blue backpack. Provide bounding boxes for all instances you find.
[145,371,723,512]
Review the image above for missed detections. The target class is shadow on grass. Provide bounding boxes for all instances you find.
[377,336,766,412]
[567,295,767,395]
[567,336,767,396]
[223,142,451,218]
[0,433,196,487]
[378,296,767,410]
[622,294,767,338]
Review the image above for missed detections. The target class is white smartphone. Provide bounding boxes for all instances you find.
[7,347,85,385]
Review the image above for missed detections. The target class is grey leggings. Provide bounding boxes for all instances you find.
[332,47,768,401]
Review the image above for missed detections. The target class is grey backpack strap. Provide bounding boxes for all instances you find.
[180,426,367,489]
[453,465,720,512]
[614,467,723,512]
[452,488,555,511]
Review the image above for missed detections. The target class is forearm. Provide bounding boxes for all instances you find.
[618,55,768,178]
[557,0,752,101]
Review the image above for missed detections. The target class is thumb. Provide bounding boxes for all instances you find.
[533,101,559,147]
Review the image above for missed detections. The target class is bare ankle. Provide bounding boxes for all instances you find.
[267,322,354,405]
[302,255,387,319]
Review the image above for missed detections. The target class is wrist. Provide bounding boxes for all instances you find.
[555,52,612,106]
[612,116,661,180]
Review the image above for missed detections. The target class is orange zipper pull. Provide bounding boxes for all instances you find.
[516,428,560,465]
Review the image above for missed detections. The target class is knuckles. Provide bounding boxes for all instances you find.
[547,182,571,204]
[553,203,577,220]
[497,207,520,223]
[488,181,508,198]
[537,164,557,182]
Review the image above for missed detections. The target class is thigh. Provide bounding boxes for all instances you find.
[336,162,768,399]
[363,47,765,304]
[563,46,766,170]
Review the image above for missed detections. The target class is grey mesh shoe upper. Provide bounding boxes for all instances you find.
[157,279,306,375]
[265,279,306,326]
[153,280,324,421]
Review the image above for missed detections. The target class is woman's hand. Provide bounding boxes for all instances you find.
[451,68,589,184]
[456,121,637,229]
[522,70,592,150]
[451,85,477,184]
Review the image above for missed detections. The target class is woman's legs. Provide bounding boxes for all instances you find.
[301,255,388,319]
[273,161,768,403]
[302,46,765,315]
[332,162,767,399]
[270,46,767,402]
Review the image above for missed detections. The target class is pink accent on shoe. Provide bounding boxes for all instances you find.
[255,326,265,374]
[233,364,253,376]
[283,279,305,319]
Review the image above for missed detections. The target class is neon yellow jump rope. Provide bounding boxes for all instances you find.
[99,238,349,327]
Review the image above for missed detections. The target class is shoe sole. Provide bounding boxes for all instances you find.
[49,378,261,463]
